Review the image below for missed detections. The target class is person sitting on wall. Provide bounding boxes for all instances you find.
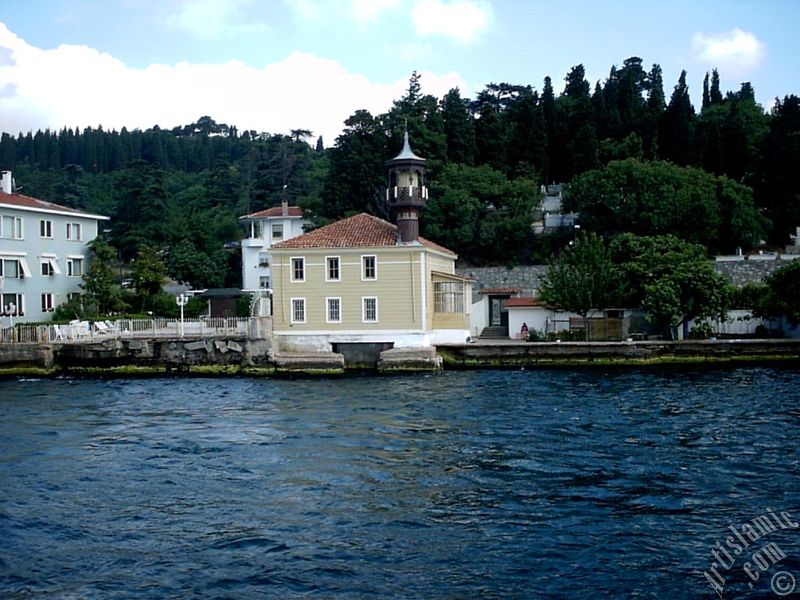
[520,322,529,341]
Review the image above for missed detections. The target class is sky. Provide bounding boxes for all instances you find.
[0,0,798,146]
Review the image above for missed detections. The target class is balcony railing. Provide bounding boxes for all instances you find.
[0,317,272,344]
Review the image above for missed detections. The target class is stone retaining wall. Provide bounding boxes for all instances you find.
[456,256,800,296]
[713,257,799,286]
[456,266,548,301]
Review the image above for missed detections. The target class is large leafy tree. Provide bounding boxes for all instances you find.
[422,163,538,264]
[758,260,800,325]
[609,234,728,337]
[539,231,621,338]
[167,240,225,289]
[131,245,167,310]
[564,158,766,252]
[81,237,128,316]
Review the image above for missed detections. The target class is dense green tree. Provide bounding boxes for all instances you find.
[565,158,765,252]
[609,234,728,337]
[709,69,723,105]
[131,245,167,308]
[81,237,128,316]
[643,63,665,158]
[167,240,225,289]
[660,70,695,165]
[441,88,476,165]
[539,231,621,339]
[507,87,547,175]
[756,95,800,244]
[322,110,386,219]
[760,260,800,324]
[111,161,170,259]
[422,163,538,264]
[557,65,598,179]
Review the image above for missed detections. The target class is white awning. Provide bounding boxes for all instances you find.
[19,257,31,278]
[44,257,61,275]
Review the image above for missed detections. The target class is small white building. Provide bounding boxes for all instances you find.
[239,201,310,292]
[0,171,109,323]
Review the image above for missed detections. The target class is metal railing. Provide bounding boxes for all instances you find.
[0,317,272,344]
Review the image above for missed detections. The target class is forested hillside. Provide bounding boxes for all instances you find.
[1,58,798,286]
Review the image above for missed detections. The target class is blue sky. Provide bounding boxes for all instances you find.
[1,1,798,145]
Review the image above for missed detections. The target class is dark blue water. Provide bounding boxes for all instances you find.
[1,369,799,599]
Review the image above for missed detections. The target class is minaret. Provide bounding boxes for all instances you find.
[386,130,428,243]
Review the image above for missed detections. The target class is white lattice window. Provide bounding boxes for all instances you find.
[362,297,378,323]
[291,298,306,323]
[326,297,341,323]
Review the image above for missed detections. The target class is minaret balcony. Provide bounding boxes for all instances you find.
[386,186,428,206]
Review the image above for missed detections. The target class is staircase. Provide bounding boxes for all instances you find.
[479,326,509,340]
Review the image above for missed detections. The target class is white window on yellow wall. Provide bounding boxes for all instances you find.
[291,298,306,323]
[362,296,378,323]
[326,297,341,323]
[291,257,305,282]
[361,255,377,280]
[326,256,340,282]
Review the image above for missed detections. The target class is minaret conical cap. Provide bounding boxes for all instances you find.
[390,130,425,162]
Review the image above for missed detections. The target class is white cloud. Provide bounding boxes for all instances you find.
[164,0,270,39]
[0,22,465,145]
[285,0,399,26]
[411,0,492,44]
[691,28,766,71]
[350,0,401,24]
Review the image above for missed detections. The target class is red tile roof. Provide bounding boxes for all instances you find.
[240,205,304,219]
[272,213,456,256]
[506,297,541,308]
[0,191,108,219]
[478,287,522,295]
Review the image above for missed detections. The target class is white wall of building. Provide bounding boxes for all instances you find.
[241,213,309,291]
[0,201,106,323]
[469,296,488,338]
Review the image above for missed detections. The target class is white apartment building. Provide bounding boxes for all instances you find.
[0,171,109,323]
[239,201,310,292]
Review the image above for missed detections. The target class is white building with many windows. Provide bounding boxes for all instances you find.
[239,201,310,293]
[0,171,109,323]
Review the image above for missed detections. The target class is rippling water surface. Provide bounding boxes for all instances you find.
[1,368,799,598]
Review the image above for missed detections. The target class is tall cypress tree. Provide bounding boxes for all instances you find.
[441,87,476,165]
[660,70,695,165]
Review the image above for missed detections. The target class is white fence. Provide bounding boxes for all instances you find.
[0,317,271,344]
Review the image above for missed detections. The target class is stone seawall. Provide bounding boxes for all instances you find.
[0,337,273,373]
[437,339,800,368]
[3,338,799,375]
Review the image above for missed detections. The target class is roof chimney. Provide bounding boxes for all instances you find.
[1,171,12,194]
[281,198,288,216]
